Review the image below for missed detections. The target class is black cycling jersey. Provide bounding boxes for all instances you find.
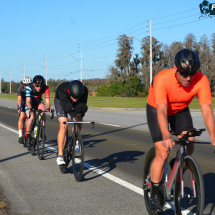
[55,82,88,113]
[17,84,26,100]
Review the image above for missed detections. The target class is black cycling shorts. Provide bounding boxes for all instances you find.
[55,97,68,119]
[146,103,193,143]
[31,98,44,110]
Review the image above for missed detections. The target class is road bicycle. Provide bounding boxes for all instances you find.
[30,109,54,160]
[60,112,95,182]
[143,128,210,215]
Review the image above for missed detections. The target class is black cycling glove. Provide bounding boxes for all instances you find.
[81,105,88,114]
[73,104,82,114]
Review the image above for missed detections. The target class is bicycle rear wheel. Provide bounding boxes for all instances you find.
[37,121,45,160]
[143,147,165,215]
[72,132,84,182]
[174,155,205,215]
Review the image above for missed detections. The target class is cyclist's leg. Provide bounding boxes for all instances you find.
[55,97,68,165]
[18,100,26,129]
[18,100,26,143]
[37,100,46,127]
[58,117,68,156]
[147,103,167,213]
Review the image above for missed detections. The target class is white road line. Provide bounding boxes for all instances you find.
[0,124,19,134]
[0,123,194,215]
[99,123,121,127]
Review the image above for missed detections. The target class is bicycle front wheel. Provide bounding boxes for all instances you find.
[174,155,205,215]
[37,122,45,160]
[72,132,84,182]
[22,120,27,148]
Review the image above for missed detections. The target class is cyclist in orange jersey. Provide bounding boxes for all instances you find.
[146,48,215,213]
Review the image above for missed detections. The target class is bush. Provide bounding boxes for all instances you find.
[97,75,145,97]
[96,83,110,97]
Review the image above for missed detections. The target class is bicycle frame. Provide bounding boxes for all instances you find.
[145,144,185,201]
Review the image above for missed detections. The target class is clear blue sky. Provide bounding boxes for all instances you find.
[0,0,215,83]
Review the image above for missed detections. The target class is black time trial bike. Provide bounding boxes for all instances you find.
[59,112,95,182]
[143,128,210,215]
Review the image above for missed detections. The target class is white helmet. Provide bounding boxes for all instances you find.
[22,76,32,84]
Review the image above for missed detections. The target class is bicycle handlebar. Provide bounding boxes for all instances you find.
[170,128,211,145]
[34,109,54,120]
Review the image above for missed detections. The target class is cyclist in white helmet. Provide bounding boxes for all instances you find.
[17,76,32,144]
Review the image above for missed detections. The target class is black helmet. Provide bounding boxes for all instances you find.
[174,49,200,74]
[33,75,45,84]
[68,80,84,98]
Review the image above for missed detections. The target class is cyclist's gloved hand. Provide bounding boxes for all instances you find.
[73,104,82,114]
[18,106,22,114]
[81,104,88,114]
[46,108,53,112]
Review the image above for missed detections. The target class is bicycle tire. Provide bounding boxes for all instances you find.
[30,138,36,155]
[22,120,27,147]
[60,130,69,174]
[72,132,84,182]
[30,121,36,155]
[143,147,165,215]
[174,155,205,215]
[37,121,45,160]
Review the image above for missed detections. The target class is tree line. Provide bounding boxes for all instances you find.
[1,32,215,97]
[0,78,107,94]
[97,32,215,97]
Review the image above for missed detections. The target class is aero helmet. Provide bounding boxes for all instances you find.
[174,49,200,75]
[33,75,45,84]
[68,80,84,99]
[22,76,32,84]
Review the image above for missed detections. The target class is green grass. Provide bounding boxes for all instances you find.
[0,93,215,109]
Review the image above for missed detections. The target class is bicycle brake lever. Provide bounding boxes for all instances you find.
[91,121,95,129]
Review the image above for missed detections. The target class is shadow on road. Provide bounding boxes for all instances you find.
[82,150,144,182]
[82,123,147,141]
[0,151,29,163]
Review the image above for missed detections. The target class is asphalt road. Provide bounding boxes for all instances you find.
[0,99,215,215]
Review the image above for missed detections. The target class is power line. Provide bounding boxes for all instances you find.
[151,8,199,20]
[153,17,210,31]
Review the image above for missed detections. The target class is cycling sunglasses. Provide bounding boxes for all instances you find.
[177,70,196,78]
[35,84,43,88]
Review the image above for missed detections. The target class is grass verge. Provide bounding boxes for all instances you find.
[0,94,215,109]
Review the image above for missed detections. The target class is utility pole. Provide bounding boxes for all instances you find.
[150,20,152,85]
[80,44,82,82]
[45,55,47,85]
[10,67,11,94]
[24,62,25,76]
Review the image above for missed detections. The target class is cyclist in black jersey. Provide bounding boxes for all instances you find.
[25,75,52,145]
[55,80,88,166]
[17,76,32,144]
